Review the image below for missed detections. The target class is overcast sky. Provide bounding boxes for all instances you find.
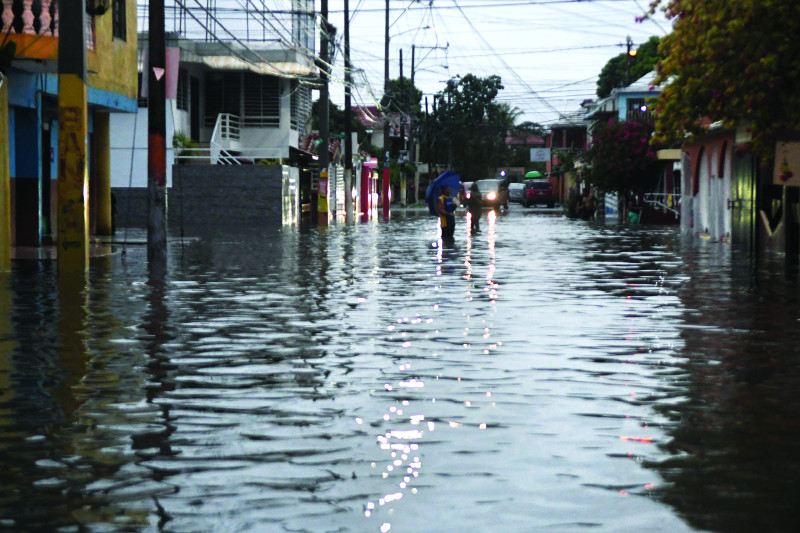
[322,0,672,126]
[145,1,671,126]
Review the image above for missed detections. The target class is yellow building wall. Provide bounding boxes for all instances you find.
[9,8,138,100]
[88,5,139,100]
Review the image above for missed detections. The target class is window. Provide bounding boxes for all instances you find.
[176,69,189,111]
[627,98,653,123]
[113,0,126,41]
[290,80,311,129]
[204,72,242,126]
[242,73,279,127]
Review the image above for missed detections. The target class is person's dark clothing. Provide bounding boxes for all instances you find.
[468,190,482,231]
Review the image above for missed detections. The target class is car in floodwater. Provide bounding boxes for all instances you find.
[522,179,555,208]
[508,182,525,203]
[476,179,508,211]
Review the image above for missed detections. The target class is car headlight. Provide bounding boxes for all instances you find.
[487,192,496,200]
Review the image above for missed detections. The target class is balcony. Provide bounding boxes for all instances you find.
[2,0,95,63]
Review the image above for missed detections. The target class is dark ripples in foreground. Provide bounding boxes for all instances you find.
[1,209,799,532]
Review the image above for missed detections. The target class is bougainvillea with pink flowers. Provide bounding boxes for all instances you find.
[584,119,660,192]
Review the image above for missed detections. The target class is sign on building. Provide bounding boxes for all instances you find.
[774,142,800,187]
[530,147,551,162]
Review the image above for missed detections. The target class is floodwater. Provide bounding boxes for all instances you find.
[1,207,799,533]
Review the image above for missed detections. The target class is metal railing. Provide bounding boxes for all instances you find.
[174,113,285,165]
[210,113,241,164]
[644,192,680,218]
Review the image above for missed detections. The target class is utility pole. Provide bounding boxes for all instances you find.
[410,46,417,205]
[318,0,331,225]
[57,0,89,272]
[344,0,354,223]
[625,35,636,86]
[411,45,415,86]
[382,0,391,220]
[399,49,406,207]
[148,0,168,265]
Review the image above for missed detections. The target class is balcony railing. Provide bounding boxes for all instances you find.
[2,0,94,49]
[2,0,57,36]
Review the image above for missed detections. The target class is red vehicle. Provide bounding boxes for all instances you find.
[522,179,555,208]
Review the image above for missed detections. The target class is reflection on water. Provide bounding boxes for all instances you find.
[644,250,800,533]
[1,212,799,531]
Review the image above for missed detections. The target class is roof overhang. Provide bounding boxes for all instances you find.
[201,55,316,77]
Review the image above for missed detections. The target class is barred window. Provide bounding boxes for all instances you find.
[204,72,242,126]
[176,69,189,111]
[242,73,280,127]
[627,98,652,123]
[290,80,311,130]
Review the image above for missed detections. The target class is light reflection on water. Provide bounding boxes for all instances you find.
[1,210,799,532]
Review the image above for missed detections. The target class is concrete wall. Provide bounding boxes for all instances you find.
[112,164,297,229]
[110,106,177,189]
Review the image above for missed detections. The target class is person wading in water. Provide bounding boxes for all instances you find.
[438,186,458,241]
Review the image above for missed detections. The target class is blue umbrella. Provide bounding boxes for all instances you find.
[426,170,461,215]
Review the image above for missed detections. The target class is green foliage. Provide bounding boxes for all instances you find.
[551,148,579,176]
[647,0,800,156]
[425,74,517,180]
[514,121,546,137]
[381,77,423,117]
[172,131,197,162]
[584,120,659,192]
[596,36,663,98]
[311,99,368,140]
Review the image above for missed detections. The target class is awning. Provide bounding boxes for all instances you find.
[201,56,317,78]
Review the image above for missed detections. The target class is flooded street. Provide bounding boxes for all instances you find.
[2,208,799,532]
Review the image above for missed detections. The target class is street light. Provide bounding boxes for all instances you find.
[625,35,637,85]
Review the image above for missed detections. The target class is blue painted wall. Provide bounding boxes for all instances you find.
[8,71,135,113]
[13,107,39,178]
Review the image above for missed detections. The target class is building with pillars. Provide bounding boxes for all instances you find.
[0,0,138,260]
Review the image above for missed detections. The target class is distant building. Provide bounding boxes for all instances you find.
[585,73,681,224]
[109,1,320,227]
[544,99,596,203]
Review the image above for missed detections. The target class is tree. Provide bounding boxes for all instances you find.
[381,77,423,117]
[647,0,800,156]
[513,121,546,138]
[584,119,659,192]
[596,36,663,98]
[505,121,546,170]
[311,99,367,139]
[426,74,516,180]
